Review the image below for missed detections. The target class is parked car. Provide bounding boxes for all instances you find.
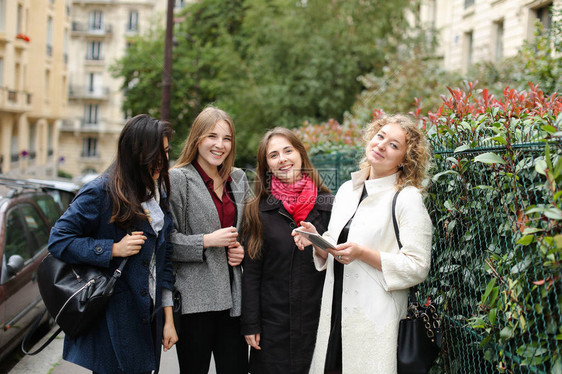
[0,177,77,361]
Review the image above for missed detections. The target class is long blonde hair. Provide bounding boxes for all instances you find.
[242,127,331,260]
[174,106,236,181]
[360,114,431,190]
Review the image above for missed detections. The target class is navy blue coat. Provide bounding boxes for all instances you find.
[48,176,174,374]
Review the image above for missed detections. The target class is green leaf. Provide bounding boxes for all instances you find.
[488,308,497,325]
[500,325,514,340]
[474,152,506,165]
[517,235,535,246]
[482,279,497,304]
[554,234,562,249]
[535,159,547,175]
[544,208,562,220]
[511,255,532,274]
[541,124,557,133]
[554,157,562,179]
[454,144,470,153]
[432,170,459,182]
[490,136,508,145]
[521,228,542,235]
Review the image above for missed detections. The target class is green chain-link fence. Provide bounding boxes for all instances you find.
[312,140,562,373]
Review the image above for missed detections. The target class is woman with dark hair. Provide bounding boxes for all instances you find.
[48,114,177,374]
[241,127,333,374]
[169,106,250,374]
[294,114,433,373]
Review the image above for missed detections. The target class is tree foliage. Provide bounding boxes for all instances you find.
[111,0,411,164]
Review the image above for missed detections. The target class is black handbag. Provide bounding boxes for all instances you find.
[391,190,442,374]
[37,253,128,338]
[22,253,128,355]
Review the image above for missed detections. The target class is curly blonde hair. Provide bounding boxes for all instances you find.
[359,114,431,190]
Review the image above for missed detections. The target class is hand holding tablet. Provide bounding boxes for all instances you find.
[293,228,335,251]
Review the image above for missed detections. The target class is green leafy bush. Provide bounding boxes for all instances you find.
[410,81,562,373]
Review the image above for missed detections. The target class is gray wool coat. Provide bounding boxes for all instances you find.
[169,164,250,317]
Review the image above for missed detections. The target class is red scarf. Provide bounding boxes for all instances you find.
[270,175,318,225]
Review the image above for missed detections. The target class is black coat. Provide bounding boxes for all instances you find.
[241,191,333,374]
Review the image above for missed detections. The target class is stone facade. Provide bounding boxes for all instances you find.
[0,0,69,178]
[419,0,560,72]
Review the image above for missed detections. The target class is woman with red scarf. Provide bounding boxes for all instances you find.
[241,127,333,374]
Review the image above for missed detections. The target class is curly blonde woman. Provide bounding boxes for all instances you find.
[294,114,433,373]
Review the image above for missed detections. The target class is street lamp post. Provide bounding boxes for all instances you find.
[161,0,174,122]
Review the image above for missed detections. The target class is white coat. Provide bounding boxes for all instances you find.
[309,169,433,374]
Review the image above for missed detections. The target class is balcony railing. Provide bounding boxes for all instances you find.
[71,22,112,36]
[0,87,33,112]
[80,151,100,159]
[85,54,105,62]
[68,85,110,100]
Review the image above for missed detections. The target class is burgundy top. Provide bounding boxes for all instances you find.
[192,160,236,228]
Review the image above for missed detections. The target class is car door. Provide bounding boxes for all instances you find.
[0,203,50,348]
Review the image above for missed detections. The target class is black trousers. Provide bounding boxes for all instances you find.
[175,310,248,374]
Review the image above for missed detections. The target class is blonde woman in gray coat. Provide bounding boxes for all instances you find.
[169,107,250,374]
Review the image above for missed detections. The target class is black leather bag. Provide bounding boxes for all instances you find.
[391,190,442,374]
[397,289,442,373]
[37,253,128,338]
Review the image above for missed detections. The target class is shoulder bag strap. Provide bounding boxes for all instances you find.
[391,189,417,303]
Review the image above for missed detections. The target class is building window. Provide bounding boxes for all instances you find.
[89,10,104,31]
[84,104,99,125]
[47,17,53,56]
[86,41,103,60]
[535,3,553,32]
[493,20,504,62]
[127,10,138,32]
[175,0,185,9]
[0,0,6,32]
[64,29,69,64]
[45,69,51,99]
[87,72,102,94]
[463,30,473,71]
[82,137,98,158]
[29,123,37,159]
[464,0,475,8]
[0,58,3,86]
[17,4,22,34]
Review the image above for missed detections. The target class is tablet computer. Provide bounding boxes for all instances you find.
[294,228,335,251]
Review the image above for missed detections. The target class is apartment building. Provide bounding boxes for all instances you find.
[419,0,560,72]
[0,0,69,177]
[59,0,189,178]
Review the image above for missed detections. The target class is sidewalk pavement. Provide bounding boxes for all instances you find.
[9,325,190,374]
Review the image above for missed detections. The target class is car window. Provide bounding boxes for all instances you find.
[34,195,61,225]
[19,205,50,256]
[4,208,31,261]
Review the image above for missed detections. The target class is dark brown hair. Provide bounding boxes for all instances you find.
[107,114,173,227]
[242,127,330,260]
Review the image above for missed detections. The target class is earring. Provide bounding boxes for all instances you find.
[398,164,404,171]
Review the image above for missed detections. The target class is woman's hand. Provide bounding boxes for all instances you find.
[162,306,178,352]
[245,333,261,350]
[292,222,328,259]
[227,241,244,266]
[333,242,379,268]
[203,227,238,248]
[112,231,146,258]
[292,221,318,250]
